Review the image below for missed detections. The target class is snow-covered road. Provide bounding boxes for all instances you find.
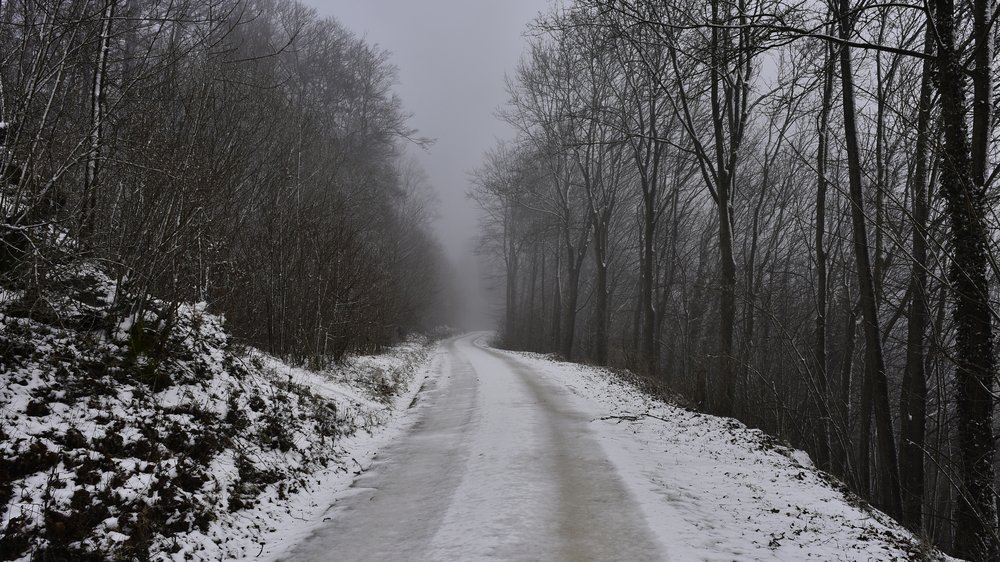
[282,333,939,562]
[284,333,664,561]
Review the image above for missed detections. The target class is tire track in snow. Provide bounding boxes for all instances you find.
[285,334,664,561]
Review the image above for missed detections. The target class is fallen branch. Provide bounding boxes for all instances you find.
[596,412,672,424]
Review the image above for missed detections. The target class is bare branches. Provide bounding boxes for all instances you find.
[481,0,1000,553]
[0,0,447,363]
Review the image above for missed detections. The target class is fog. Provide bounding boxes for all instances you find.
[302,1,548,328]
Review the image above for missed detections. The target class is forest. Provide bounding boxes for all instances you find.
[0,0,447,366]
[473,0,1000,558]
[3,0,999,559]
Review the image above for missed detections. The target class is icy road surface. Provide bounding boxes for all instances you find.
[283,333,937,562]
[284,334,664,561]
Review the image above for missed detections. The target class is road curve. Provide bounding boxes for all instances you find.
[283,333,665,561]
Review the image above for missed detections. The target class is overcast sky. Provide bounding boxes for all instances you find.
[303,0,549,260]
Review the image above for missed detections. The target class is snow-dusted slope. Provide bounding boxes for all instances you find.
[222,345,444,562]
[0,262,441,561]
[497,345,949,561]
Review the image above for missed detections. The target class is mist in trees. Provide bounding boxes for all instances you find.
[473,0,1000,558]
[0,0,452,364]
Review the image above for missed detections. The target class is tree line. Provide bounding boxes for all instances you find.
[473,0,1000,558]
[0,0,448,363]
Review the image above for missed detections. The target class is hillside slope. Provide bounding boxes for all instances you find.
[0,262,437,561]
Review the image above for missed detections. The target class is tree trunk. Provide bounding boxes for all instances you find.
[836,295,859,482]
[899,22,934,533]
[934,0,999,557]
[813,31,834,470]
[561,258,580,360]
[551,250,562,353]
[539,250,547,349]
[836,0,902,518]
[505,250,518,345]
[528,245,539,348]
[717,174,737,417]
[561,227,587,360]
[709,0,739,418]
[592,219,610,365]
[82,0,116,241]
[640,188,657,376]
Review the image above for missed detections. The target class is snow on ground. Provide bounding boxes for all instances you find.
[223,345,445,562]
[2,298,951,562]
[0,259,444,561]
[284,333,666,562]
[497,346,950,562]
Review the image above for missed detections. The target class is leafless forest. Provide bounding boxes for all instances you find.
[473,1,1000,558]
[3,0,1000,559]
[0,0,449,363]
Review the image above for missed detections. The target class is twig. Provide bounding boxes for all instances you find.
[596,412,672,424]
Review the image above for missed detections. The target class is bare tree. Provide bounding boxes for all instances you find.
[933,0,999,556]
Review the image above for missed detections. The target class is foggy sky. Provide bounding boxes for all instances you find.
[303,0,549,260]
